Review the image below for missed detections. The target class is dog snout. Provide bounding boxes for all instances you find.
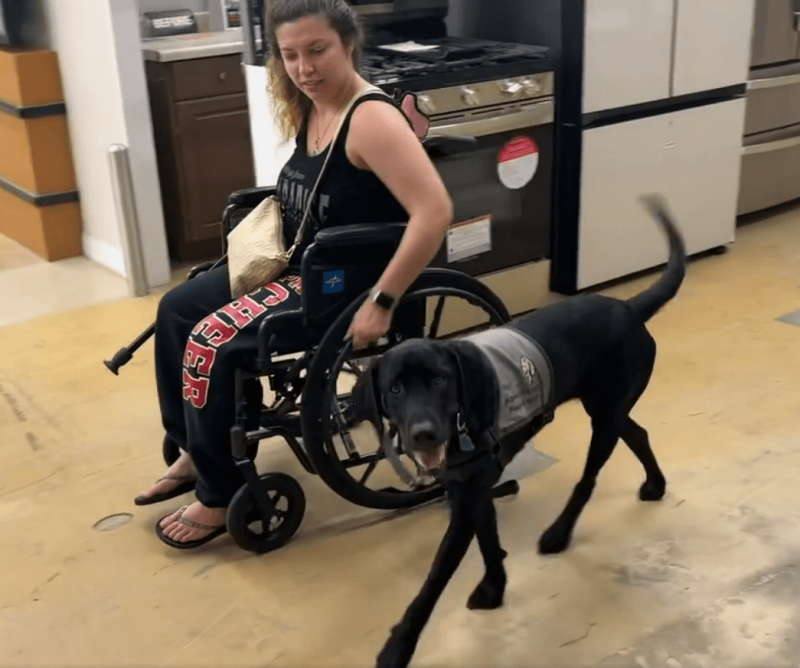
[410,420,439,447]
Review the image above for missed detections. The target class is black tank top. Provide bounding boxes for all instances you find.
[275,93,410,267]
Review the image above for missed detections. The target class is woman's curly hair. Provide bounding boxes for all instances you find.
[265,0,366,141]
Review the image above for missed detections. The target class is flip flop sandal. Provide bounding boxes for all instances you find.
[155,505,227,550]
[134,475,197,506]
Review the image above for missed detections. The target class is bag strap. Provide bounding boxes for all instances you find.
[285,84,385,258]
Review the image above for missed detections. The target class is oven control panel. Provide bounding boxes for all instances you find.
[415,72,554,118]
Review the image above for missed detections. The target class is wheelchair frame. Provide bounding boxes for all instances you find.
[104,133,514,554]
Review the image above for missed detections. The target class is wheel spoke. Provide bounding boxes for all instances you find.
[428,295,446,338]
[358,459,379,485]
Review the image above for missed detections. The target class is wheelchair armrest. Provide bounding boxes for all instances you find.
[227,185,278,209]
[312,222,407,248]
[422,134,477,159]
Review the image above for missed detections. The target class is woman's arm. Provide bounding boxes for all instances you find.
[346,99,455,299]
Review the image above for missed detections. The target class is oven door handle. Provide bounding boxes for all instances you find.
[742,133,800,156]
[431,101,554,138]
[747,72,800,90]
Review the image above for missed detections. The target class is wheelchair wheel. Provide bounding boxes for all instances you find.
[301,269,512,511]
[226,473,306,554]
[162,434,181,466]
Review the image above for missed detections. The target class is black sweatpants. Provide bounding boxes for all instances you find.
[154,263,303,507]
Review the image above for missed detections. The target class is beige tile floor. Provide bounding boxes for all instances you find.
[0,205,799,668]
[0,234,130,327]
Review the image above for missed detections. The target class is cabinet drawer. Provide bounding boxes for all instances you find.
[738,124,800,214]
[170,54,246,101]
[744,66,800,135]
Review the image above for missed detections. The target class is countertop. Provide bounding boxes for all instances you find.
[141,29,245,63]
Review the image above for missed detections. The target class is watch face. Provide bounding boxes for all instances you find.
[372,290,395,309]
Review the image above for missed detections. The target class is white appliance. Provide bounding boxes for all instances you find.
[547,0,756,293]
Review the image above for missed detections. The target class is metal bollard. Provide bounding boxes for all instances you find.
[108,144,148,297]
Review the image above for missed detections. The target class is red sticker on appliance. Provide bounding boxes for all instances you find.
[497,136,539,190]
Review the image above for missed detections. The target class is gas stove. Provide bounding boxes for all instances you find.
[362,36,553,91]
[361,36,555,122]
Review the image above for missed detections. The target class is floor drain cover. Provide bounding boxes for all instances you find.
[93,513,134,532]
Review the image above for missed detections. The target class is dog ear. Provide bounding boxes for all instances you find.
[349,356,386,433]
[447,340,499,436]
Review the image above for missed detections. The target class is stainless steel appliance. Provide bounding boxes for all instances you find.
[241,1,557,316]
[738,0,800,215]
[360,40,555,278]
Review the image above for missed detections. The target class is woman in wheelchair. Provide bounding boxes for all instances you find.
[134,0,454,549]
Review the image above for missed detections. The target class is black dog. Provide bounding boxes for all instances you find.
[354,195,688,668]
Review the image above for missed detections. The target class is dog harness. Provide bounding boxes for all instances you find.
[443,327,555,483]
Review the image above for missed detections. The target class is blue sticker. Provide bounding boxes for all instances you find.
[323,270,344,294]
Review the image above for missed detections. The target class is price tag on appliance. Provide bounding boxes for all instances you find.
[497,136,539,190]
[447,215,492,263]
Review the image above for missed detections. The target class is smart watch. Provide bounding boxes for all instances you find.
[369,287,398,312]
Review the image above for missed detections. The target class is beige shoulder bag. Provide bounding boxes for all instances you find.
[227,84,382,298]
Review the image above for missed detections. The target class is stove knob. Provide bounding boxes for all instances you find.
[460,86,479,107]
[499,79,523,96]
[416,94,435,115]
[521,77,542,96]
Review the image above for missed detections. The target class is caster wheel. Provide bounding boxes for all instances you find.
[162,434,181,466]
[227,472,306,554]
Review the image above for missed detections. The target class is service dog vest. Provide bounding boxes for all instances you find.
[462,327,554,438]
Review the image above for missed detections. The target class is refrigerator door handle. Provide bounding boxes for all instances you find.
[794,0,800,31]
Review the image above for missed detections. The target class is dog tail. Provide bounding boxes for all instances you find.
[625,194,688,323]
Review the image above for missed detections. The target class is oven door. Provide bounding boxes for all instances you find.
[426,99,554,278]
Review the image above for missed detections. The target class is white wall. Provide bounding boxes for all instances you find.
[27,0,171,291]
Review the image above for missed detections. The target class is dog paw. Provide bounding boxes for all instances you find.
[467,577,505,610]
[376,631,417,668]
[538,523,572,555]
[639,477,666,502]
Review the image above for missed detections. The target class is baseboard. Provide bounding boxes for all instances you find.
[82,234,127,277]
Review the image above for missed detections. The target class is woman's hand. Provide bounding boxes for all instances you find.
[348,300,393,350]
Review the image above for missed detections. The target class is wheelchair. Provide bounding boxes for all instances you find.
[104,133,513,554]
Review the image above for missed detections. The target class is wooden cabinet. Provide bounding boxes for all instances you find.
[145,54,255,262]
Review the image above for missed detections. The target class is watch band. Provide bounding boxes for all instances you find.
[369,287,398,311]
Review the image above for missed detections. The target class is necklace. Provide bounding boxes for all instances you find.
[311,110,338,156]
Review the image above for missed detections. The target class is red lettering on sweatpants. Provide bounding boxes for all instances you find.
[285,275,302,295]
[183,369,210,409]
[194,313,237,347]
[183,338,217,376]
[220,295,268,327]
[258,282,290,307]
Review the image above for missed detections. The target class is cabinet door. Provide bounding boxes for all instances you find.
[175,93,256,244]
[672,0,756,96]
[583,0,674,113]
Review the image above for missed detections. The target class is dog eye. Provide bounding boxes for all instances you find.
[390,385,402,395]
[433,376,445,385]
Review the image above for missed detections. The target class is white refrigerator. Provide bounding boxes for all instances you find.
[546,0,757,293]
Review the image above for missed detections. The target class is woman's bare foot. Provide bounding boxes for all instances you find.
[159,501,227,544]
[135,450,197,503]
